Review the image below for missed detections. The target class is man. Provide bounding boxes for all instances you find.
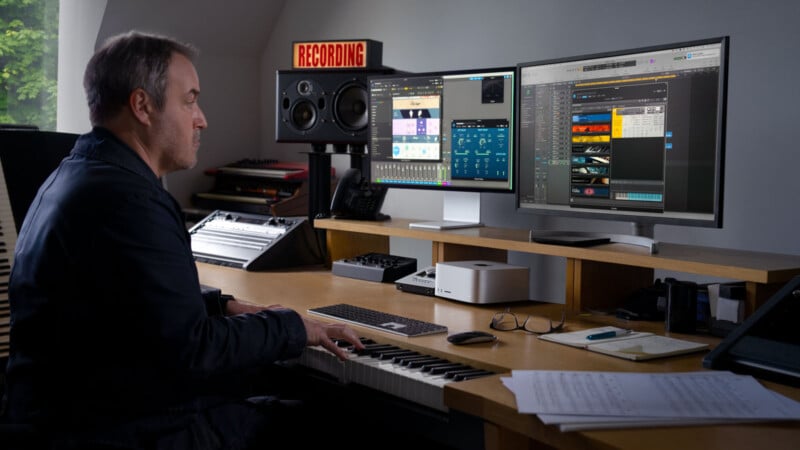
[4,30,364,449]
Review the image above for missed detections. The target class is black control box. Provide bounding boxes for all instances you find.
[332,252,417,282]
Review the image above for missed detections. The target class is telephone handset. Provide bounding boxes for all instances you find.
[329,168,390,221]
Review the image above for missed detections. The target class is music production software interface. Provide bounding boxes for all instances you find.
[517,41,723,220]
[368,69,515,191]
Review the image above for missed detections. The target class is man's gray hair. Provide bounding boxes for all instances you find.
[83,30,198,125]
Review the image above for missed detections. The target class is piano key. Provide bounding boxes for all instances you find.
[355,343,396,356]
[378,350,418,360]
[420,362,462,373]
[453,370,494,381]
[407,357,446,369]
[430,364,472,375]
[396,355,434,366]
[295,336,495,412]
[444,368,486,379]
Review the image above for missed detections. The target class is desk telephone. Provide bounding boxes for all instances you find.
[330,168,389,221]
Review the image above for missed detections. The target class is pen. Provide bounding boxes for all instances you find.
[586,329,632,340]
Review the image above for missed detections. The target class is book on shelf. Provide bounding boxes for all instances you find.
[539,326,709,361]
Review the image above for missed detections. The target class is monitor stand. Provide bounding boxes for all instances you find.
[409,191,484,230]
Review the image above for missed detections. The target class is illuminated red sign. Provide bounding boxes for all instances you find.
[292,40,382,69]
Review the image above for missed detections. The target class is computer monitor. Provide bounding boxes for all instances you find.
[516,37,728,252]
[367,67,516,229]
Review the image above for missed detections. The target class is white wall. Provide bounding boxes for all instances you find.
[57,0,107,134]
[93,0,281,207]
[260,0,800,302]
[85,0,800,303]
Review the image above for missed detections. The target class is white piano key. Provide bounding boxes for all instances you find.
[293,337,493,413]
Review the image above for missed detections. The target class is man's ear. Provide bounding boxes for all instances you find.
[129,88,153,126]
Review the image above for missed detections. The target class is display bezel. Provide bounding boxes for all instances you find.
[367,66,517,194]
[515,37,728,230]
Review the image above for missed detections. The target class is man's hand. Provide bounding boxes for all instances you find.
[224,300,365,360]
[301,315,365,361]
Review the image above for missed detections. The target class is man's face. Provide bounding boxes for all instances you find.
[150,52,208,175]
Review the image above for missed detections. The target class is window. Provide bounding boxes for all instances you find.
[0,0,60,130]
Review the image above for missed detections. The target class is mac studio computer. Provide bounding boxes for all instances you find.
[367,67,516,229]
[516,37,729,253]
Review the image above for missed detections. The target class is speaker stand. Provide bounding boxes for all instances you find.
[307,144,331,260]
[307,143,331,224]
[348,144,369,181]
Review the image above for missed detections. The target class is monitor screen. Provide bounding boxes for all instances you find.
[368,67,515,193]
[516,37,728,234]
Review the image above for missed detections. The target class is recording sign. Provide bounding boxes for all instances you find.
[292,39,383,69]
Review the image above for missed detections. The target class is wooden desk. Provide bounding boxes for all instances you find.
[196,262,800,450]
[315,218,800,317]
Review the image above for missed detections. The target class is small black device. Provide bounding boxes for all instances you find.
[332,252,417,282]
[665,278,698,333]
[330,168,389,221]
[395,266,436,296]
[531,235,611,247]
[447,331,497,345]
[307,303,447,337]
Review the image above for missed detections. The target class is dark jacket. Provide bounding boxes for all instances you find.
[4,127,306,436]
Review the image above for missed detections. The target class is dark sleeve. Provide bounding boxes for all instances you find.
[200,284,232,316]
[88,185,307,379]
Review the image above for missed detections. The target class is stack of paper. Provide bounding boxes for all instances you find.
[502,370,800,431]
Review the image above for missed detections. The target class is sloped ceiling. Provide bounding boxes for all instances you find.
[97,0,286,56]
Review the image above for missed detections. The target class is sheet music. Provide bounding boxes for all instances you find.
[503,370,800,420]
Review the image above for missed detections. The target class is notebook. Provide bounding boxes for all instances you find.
[539,326,709,361]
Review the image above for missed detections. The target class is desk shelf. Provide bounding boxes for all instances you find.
[314,218,800,317]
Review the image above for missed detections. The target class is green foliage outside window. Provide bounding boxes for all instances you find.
[0,0,59,130]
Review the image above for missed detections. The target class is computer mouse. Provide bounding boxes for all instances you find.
[447,331,497,345]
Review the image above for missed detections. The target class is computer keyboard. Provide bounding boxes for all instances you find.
[307,303,448,337]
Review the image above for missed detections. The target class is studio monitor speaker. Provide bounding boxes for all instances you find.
[275,69,394,145]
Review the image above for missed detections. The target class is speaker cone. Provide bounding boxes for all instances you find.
[290,99,317,131]
[334,82,368,131]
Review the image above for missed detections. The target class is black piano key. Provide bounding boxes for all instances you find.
[396,354,433,366]
[386,351,420,362]
[430,364,472,375]
[355,343,396,356]
[444,366,482,379]
[369,347,405,358]
[420,362,462,373]
[378,350,417,360]
[453,370,494,381]
[407,357,446,369]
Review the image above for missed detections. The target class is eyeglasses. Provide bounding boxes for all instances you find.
[490,308,566,334]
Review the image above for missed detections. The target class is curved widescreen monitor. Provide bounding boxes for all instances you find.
[516,37,728,241]
[367,67,515,229]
